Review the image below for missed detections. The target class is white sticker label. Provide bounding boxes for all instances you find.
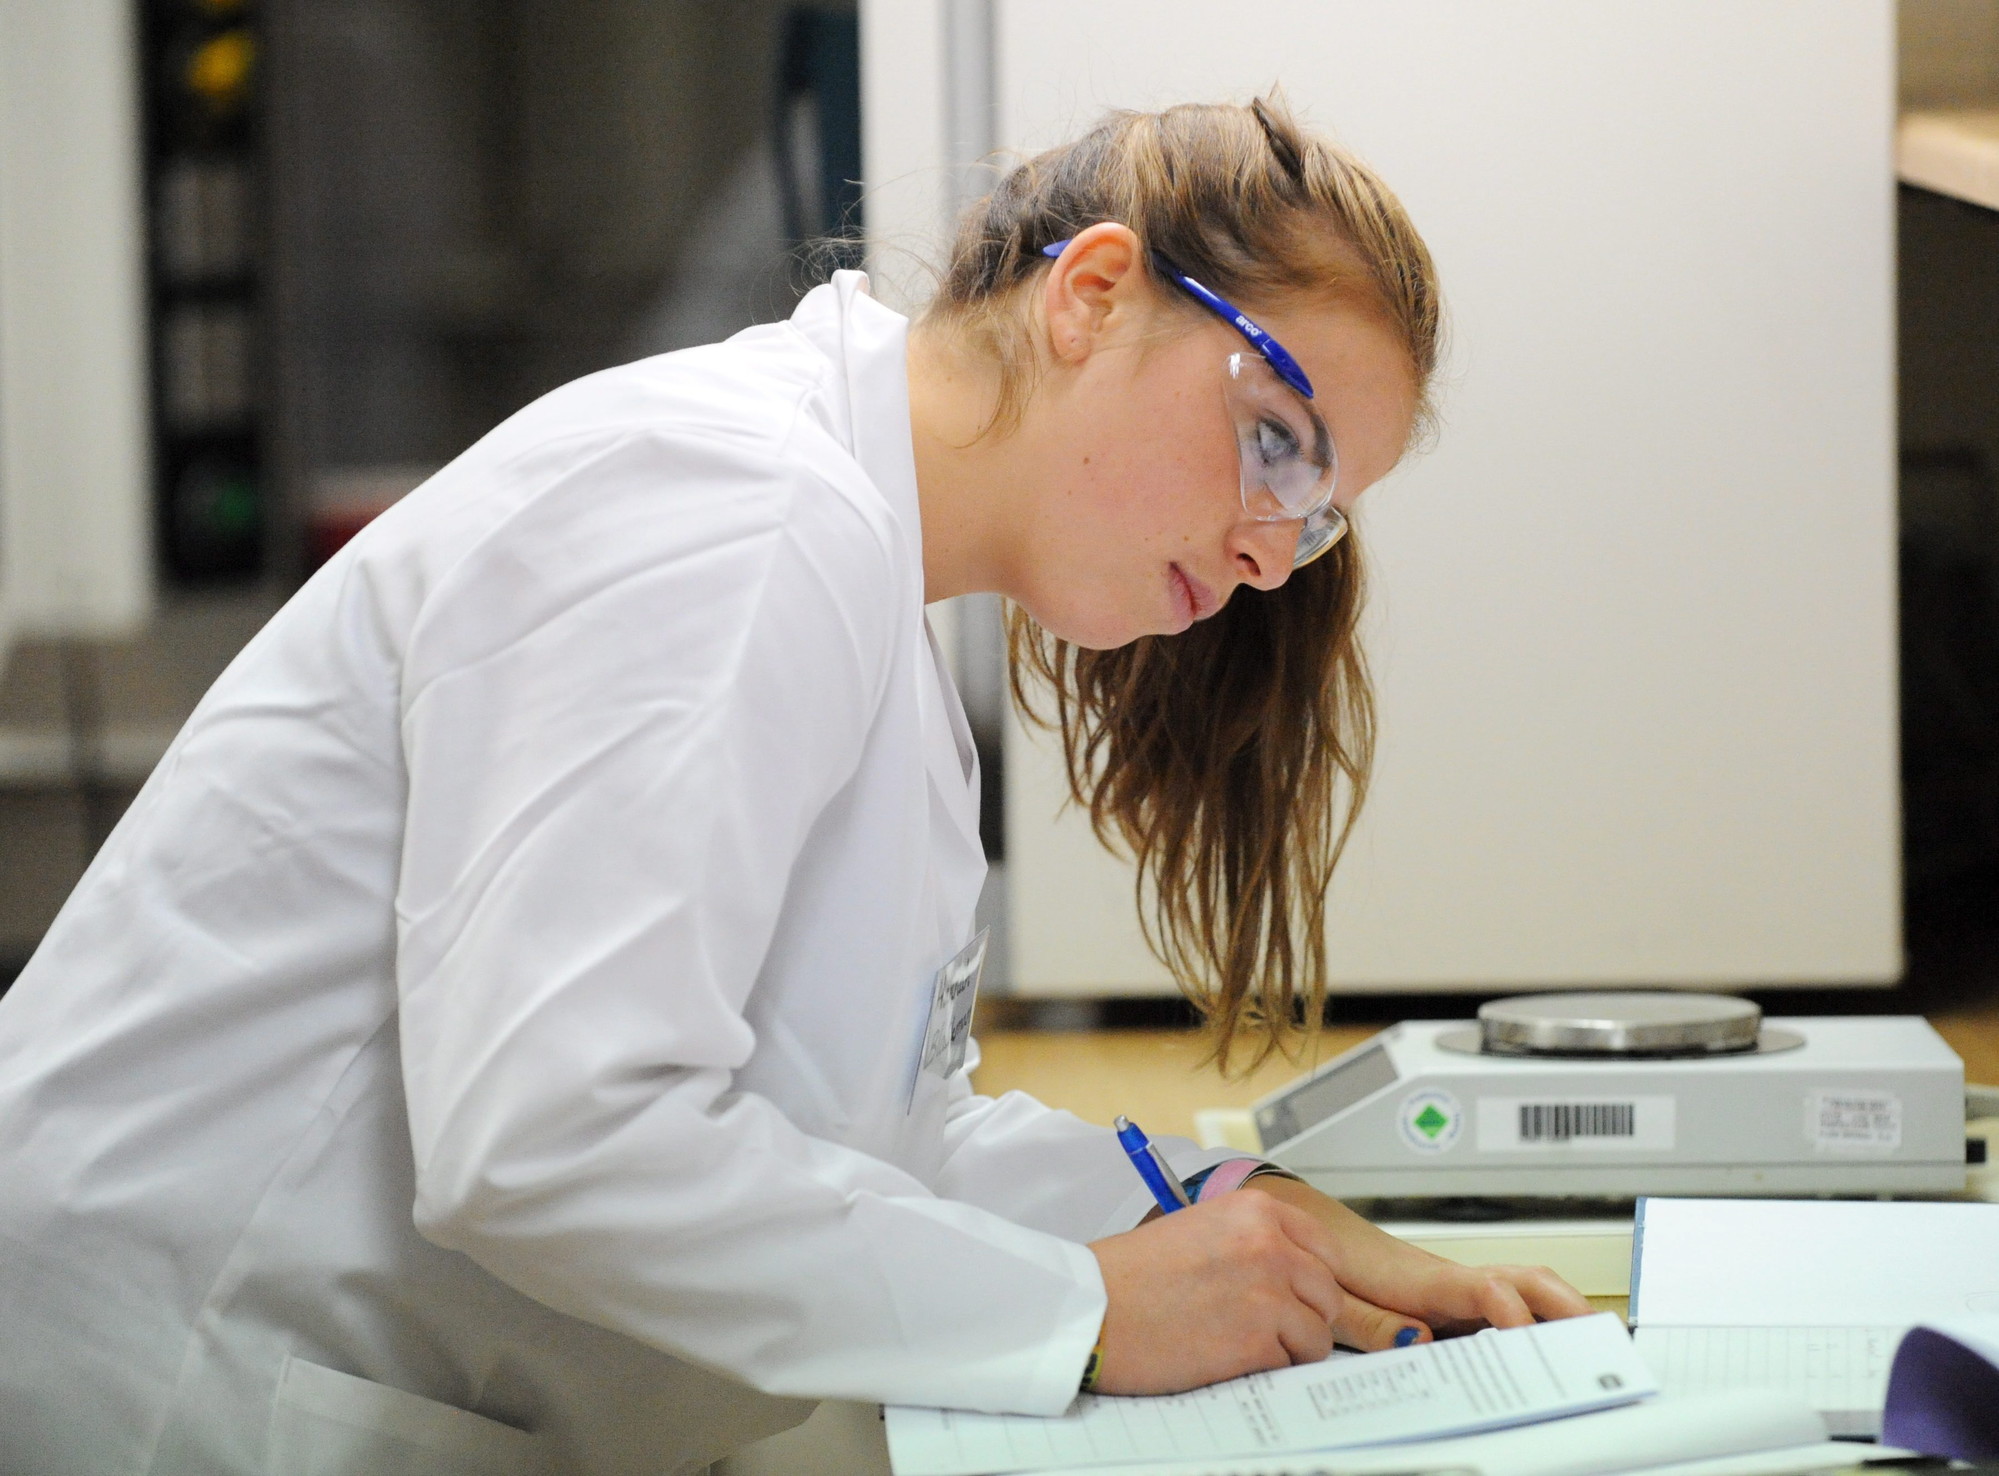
[1398,1089,1463,1154]
[1808,1089,1901,1150]
[1476,1095,1676,1152]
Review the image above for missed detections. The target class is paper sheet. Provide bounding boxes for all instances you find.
[885,1313,1655,1476]
[1629,1198,1999,1328]
[943,1390,1829,1476]
[1629,1197,1999,1436]
[1631,1326,1897,1437]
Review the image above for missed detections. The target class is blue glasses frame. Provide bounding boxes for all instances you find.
[1039,239,1316,399]
[1039,237,1347,570]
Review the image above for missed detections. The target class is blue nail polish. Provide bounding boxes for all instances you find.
[1394,1326,1420,1348]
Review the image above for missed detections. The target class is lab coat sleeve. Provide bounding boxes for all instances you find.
[392,428,1104,1417]
[929,1058,1249,1241]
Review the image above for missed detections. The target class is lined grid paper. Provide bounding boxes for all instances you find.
[1632,1325,1898,1436]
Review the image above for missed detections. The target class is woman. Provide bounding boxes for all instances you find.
[0,99,1588,1474]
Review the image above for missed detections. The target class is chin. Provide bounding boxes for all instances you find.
[1015,594,1148,652]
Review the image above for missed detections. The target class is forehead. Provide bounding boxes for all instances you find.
[1242,302,1420,497]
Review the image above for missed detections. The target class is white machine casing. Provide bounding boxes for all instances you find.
[1255,1017,1966,1198]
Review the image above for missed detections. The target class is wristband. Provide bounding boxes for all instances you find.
[1079,1327,1106,1394]
[1189,1158,1300,1202]
[1238,1163,1304,1190]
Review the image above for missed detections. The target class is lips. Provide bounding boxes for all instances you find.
[1168,564,1219,630]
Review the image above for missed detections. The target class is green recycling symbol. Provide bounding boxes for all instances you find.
[1400,1090,1462,1153]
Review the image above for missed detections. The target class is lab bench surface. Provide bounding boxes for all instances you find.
[968,1011,1999,1147]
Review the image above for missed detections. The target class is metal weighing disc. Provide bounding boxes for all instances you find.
[1434,991,1806,1058]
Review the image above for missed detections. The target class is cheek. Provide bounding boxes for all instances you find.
[1074,390,1234,545]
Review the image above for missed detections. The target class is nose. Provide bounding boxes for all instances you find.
[1228,518,1299,592]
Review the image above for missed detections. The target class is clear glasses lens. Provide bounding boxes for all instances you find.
[1292,506,1349,568]
[1225,352,1338,526]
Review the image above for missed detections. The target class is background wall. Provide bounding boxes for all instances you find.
[974,1,1905,995]
[0,0,153,643]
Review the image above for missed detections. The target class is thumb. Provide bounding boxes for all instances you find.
[1333,1291,1430,1353]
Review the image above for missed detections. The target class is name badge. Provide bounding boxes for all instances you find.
[906,928,989,1111]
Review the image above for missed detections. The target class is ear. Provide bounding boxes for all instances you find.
[1041,222,1147,368]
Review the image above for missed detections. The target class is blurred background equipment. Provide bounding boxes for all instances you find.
[0,0,860,973]
[268,0,859,575]
[145,0,265,581]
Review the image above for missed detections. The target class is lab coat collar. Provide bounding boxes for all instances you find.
[789,274,984,859]
[789,271,915,536]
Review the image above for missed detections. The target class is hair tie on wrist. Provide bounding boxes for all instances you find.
[1194,1158,1269,1201]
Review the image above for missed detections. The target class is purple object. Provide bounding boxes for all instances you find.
[1881,1321,1999,1460]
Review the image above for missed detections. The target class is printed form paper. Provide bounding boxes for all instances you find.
[1002,1388,1831,1476]
[885,1312,1654,1476]
[1630,1326,1898,1437]
[1629,1198,1999,1435]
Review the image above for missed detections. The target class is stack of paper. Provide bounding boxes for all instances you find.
[886,1314,1654,1476]
[884,1313,1866,1476]
[990,1394,1842,1476]
[1629,1197,1999,1436]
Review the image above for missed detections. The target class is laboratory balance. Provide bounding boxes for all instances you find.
[1253,993,1969,1200]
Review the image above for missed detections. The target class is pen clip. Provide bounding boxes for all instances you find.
[1146,1143,1192,1206]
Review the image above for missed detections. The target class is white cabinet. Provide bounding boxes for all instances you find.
[865,1,1901,995]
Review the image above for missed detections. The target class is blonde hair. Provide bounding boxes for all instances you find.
[926,97,1442,1071]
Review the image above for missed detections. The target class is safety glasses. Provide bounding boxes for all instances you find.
[1041,239,1348,568]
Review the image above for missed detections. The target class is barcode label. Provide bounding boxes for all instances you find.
[1477,1095,1675,1152]
[1519,1102,1634,1141]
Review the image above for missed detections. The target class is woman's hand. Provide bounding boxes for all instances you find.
[1085,1191,1429,1395]
[1238,1174,1596,1340]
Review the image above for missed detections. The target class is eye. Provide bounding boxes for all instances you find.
[1255,417,1300,467]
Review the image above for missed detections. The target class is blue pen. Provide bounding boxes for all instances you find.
[1114,1115,1192,1215]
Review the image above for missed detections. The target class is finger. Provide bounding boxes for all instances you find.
[1274,1298,1336,1366]
[1266,1197,1348,1277]
[1281,1241,1347,1330]
[1331,1288,1431,1352]
[1473,1273,1537,1329]
[1510,1265,1595,1320]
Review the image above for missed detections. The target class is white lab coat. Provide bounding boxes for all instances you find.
[0,275,1238,1475]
